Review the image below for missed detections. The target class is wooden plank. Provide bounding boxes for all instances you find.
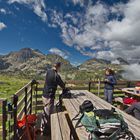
[27,96,31,107]
[33,94,42,98]
[58,111,71,140]
[63,98,89,140]
[0,131,2,137]
[27,108,31,115]
[0,115,2,123]
[122,88,140,97]
[33,105,44,111]
[51,113,63,140]
[17,96,25,110]
[26,103,31,113]
[27,87,32,95]
[15,81,32,97]
[17,105,25,120]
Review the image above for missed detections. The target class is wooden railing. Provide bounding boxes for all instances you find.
[88,80,138,92]
[0,80,38,140]
[34,80,138,112]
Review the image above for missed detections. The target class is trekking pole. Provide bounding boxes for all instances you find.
[7,102,13,140]
[98,79,100,97]
[13,95,18,140]
[56,94,63,111]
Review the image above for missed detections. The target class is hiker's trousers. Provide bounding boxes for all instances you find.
[104,89,113,104]
[41,96,54,127]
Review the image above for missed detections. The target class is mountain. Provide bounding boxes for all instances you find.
[0,58,12,70]
[0,48,74,78]
[78,58,111,71]
[0,48,127,80]
[3,48,44,63]
[116,57,129,65]
[75,58,123,80]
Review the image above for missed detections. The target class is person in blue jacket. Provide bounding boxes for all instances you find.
[104,68,117,104]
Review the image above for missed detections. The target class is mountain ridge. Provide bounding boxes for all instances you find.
[0,48,127,80]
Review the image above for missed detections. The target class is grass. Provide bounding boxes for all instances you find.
[0,74,30,99]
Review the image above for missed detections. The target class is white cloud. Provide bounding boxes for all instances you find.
[8,0,47,22]
[71,0,85,6]
[122,64,140,80]
[50,0,140,64]
[96,51,115,60]
[0,22,7,31]
[49,48,69,59]
[72,61,81,66]
[0,8,7,14]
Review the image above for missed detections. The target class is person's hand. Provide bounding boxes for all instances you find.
[63,88,70,93]
[105,79,108,81]
[105,79,109,83]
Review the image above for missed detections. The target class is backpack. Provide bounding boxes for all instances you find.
[56,88,72,110]
[79,100,95,113]
[73,100,136,140]
[61,88,72,98]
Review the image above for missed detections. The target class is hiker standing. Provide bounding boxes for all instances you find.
[104,68,117,104]
[41,62,65,134]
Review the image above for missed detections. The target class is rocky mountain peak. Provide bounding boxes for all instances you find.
[5,48,44,63]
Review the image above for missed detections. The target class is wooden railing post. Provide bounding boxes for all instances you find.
[13,95,18,140]
[30,83,33,114]
[24,87,28,115]
[127,81,131,88]
[2,99,7,140]
[98,79,101,97]
[35,83,38,114]
[88,82,91,91]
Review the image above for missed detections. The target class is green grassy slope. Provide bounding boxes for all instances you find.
[0,75,29,99]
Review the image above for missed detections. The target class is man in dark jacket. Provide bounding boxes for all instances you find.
[125,102,140,120]
[41,62,65,133]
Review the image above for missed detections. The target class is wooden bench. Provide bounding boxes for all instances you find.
[62,90,140,139]
[51,104,71,140]
[121,88,140,101]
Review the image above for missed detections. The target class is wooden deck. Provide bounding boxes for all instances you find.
[62,90,140,139]
[1,80,140,140]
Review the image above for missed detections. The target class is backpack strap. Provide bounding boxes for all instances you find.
[75,113,84,128]
[72,112,80,121]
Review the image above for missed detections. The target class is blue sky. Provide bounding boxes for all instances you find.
[0,0,140,65]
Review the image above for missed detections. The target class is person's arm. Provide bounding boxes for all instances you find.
[56,74,65,89]
[111,76,117,85]
[107,76,117,85]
